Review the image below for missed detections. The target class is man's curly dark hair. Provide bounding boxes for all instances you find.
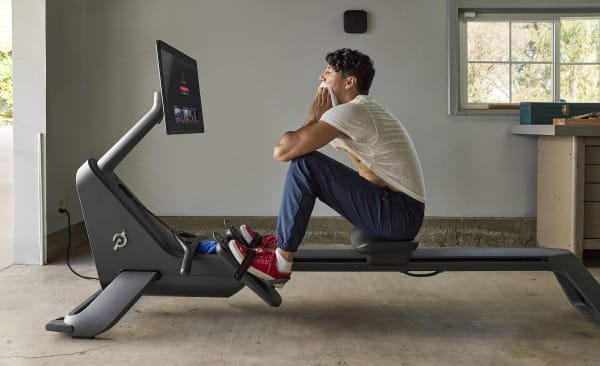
[325,48,375,94]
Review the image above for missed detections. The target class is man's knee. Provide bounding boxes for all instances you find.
[286,153,326,183]
[290,152,326,171]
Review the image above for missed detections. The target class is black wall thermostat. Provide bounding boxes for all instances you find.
[344,10,367,34]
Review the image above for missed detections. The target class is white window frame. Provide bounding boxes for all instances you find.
[448,0,600,116]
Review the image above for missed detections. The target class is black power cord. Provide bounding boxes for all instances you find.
[59,208,99,281]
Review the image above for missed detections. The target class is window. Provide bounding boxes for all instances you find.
[449,3,600,115]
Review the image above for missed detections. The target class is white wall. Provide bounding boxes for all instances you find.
[12,0,46,264]
[81,0,537,218]
[0,126,13,268]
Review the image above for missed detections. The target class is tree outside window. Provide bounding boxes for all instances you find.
[462,17,600,110]
[0,0,11,126]
[560,19,600,102]
[0,49,11,126]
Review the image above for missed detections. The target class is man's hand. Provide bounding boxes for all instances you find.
[304,87,332,126]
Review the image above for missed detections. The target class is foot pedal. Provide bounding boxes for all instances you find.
[213,231,282,307]
[213,231,229,251]
[214,231,255,280]
[264,278,289,289]
[224,219,261,248]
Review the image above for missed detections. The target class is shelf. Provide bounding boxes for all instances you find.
[510,125,600,136]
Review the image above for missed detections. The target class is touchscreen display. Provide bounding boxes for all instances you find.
[157,40,204,134]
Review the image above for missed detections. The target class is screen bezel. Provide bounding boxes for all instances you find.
[156,40,204,134]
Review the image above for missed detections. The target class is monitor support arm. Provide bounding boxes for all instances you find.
[97,92,164,173]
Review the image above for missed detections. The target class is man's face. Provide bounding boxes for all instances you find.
[320,65,346,95]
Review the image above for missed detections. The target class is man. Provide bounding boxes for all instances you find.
[228,48,426,287]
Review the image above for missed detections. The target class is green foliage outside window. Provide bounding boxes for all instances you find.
[465,18,600,106]
[0,50,12,126]
[560,19,600,102]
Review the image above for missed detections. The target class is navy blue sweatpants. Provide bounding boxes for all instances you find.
[276,151,424,252]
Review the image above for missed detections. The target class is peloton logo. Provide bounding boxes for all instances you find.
[113,230,128,251]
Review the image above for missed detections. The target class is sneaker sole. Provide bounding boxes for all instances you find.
[269,280,288,289]
[228,240,276,282]
[240,225,254,246]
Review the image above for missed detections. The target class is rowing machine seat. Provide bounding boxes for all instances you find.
[349,228,419,265]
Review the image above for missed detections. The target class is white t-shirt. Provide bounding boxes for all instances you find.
[320,95,426,203]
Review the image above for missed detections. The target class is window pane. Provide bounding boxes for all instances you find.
[560,65,600,102]
[560,19,600,63]
[512,63,552,102]
[511,22,553,62]
[468,63,509,103]
[468,22,509,62]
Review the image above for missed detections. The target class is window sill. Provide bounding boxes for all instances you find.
[452,109,520,116]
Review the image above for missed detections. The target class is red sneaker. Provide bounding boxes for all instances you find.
[240,224,278,250]
[228,240,290,287]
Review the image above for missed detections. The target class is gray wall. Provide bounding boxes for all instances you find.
[46,0,88,234]
[44,0,538,241]
[93,0,538,217]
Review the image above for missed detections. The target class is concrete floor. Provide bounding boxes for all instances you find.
[1,244,600,366]
[0,125,13,270]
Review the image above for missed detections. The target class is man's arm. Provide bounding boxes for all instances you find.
[274,86,343,162]
[273,121,343,162]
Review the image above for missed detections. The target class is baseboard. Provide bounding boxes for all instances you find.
[46,216,537,263]
[161,216,537,248]
[418,217,536,248]
[46,221,89,263]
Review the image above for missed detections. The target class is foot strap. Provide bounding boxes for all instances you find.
[248,234,262,248]
[234,248,257,281]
